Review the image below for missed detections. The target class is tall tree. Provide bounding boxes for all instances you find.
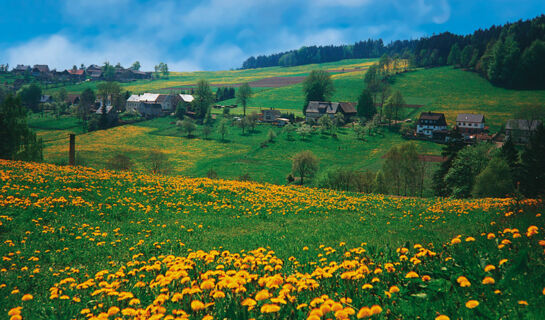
[432,131,465,196]
[131,61,141,71]
[385,90,405,122]
[102,62,116,81]
[519,124,545,197]
[79,88,96,124]
[193,80,214,119]
[447,43,462,66]
[292,150,319,185]
[236,83,252,117]
[364,64,381,102]
[472,157,514,198]
[0,94,43,161]
[302,70,334,114]
[445,143,491,198]
[17,83,42,113]
[97,82,121,109]
[356,88,375,119]
[218,118,229,141]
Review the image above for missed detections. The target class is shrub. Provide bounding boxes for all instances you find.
[206,168,218,179]
[106,154,133,171]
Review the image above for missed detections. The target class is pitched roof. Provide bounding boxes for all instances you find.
[155,94,170,103]
[67,69,85,75]
[306,101,357,115]
[14,65,30,71]
[39,95,52,103]
[338,102,356,114]
[456,113,484,123]
[127,95,141,102]
[96,105,114,114]
[179,94,194,102]
[419,112,445,121]
[33,65,50,73]
[505,119,542,131]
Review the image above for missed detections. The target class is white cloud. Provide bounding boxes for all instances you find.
[3,0,456,71]
[4,34,168,72]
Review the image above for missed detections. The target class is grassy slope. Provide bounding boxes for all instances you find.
[1,160,543,319]
[41,116,441,188]
[391,67,545,131]
[44,59,376,95]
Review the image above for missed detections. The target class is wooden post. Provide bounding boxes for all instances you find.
[69,134,75,166]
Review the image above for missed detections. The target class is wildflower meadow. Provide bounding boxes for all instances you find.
[1,159,544,319]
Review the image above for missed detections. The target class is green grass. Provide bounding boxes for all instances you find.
[1,160,543,319]
[390,66,545,131]
[41,116,441,190]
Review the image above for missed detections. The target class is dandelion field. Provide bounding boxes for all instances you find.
[1,160,544,319]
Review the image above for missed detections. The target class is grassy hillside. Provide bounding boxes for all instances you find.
[44,59,376,95]
[1,160,543,319]
[42,59,545,130]
[390,67,545,131]
[40,116,441,187]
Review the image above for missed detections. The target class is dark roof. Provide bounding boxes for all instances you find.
[89,71,102,78]
[506,119,542,131]
[67,94,80,104]
[419,112,445,121]
[263,109,281,116]
[156,94,170,103]
[456,113,484,123]
[33,65,50,73]
[306,101,356,115]
[14,65,30,71]
[338,102,357,114]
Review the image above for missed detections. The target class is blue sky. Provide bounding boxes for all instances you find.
[1,0,544,71]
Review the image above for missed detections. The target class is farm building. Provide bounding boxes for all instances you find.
[127,93,177,115]
[456,113,485,136]
[416,112,448,138]
[13,65,31,74]
[505,119,542,144]
[305,101,357,122]
[261,109,282,122]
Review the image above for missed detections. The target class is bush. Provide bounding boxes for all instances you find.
[206,168,218,179]
[238,173,252,181]
[146,150,171,175]
[106,154,133,171]
[292,150,319,185]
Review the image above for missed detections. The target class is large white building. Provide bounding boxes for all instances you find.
[416,112,448,137]
[126,93,176,113]
[456,113,485,136]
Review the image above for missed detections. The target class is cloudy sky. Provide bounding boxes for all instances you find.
[1,0,544,71]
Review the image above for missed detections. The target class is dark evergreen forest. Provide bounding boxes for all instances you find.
[241,15,545,89]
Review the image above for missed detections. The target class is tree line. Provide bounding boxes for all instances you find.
[242,14,545,89]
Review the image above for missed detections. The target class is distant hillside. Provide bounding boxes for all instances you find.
[242,14,545,89]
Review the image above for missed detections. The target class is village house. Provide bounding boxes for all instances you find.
[87,64,103,79]
[416,112,448,138]
[95,105,117,121]
[66,94,80,105]
[67,69,85,81]
[456,113,485,136]
[39,95,53,104]
[174,94,195,113]
[305,101,357,122]
[261,108,282,122]
[126,93,178,115]
[13,65,31,74]
[505,119,542,144]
